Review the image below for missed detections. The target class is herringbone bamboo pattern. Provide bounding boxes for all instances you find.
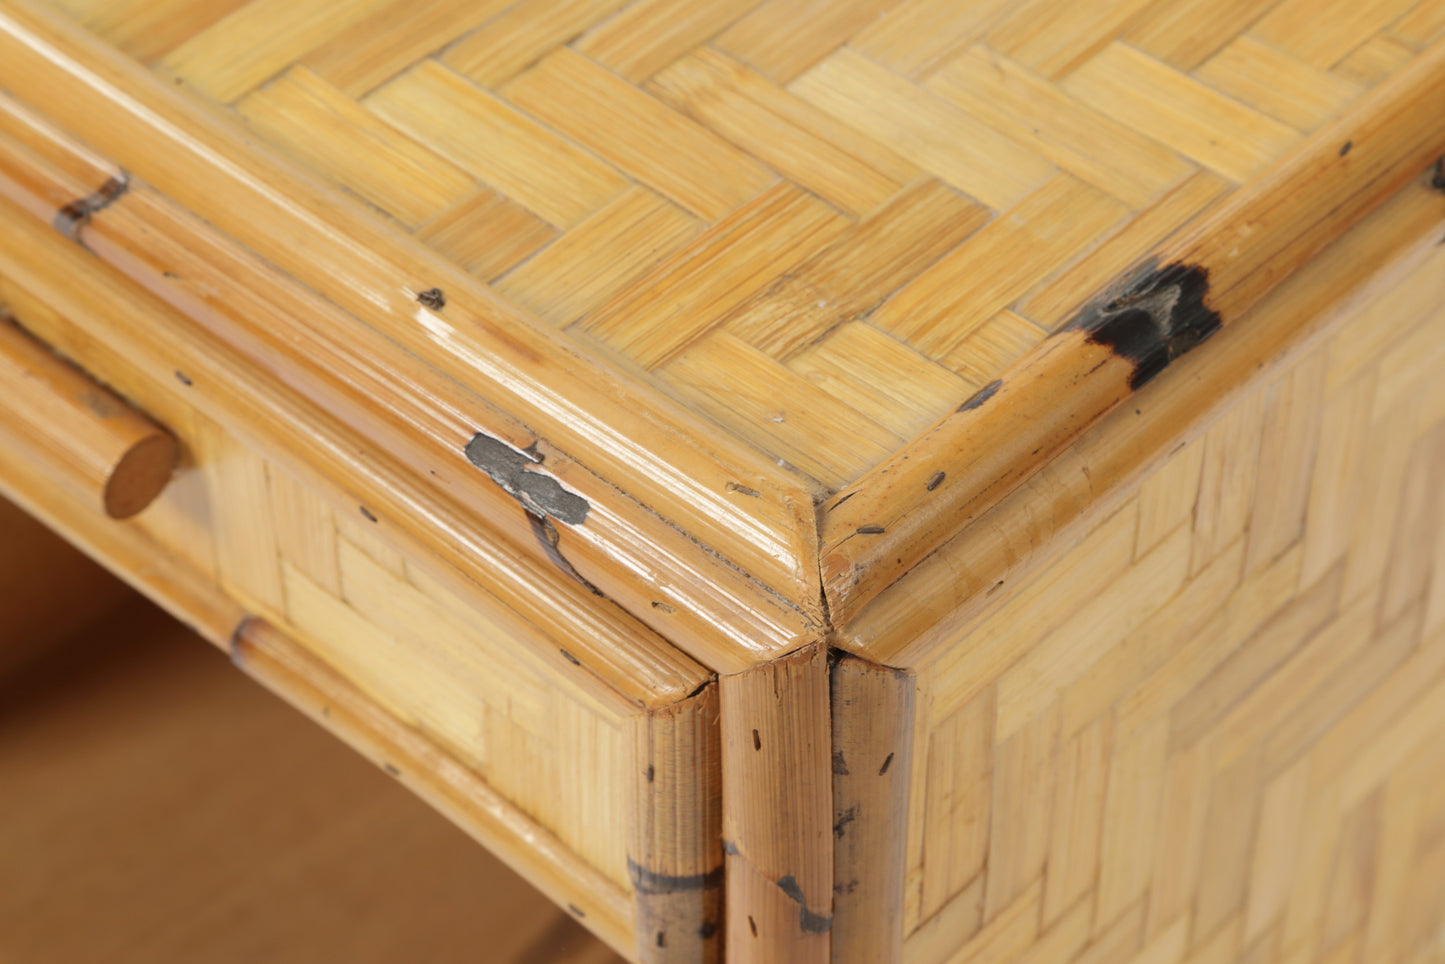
[896,217,1445,963]
[33,0,1442,491]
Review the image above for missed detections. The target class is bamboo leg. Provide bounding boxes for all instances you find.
[830,654,915,964]
[628,682,724,963]
[720,641,833,962]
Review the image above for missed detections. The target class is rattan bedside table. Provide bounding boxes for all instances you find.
[0,0,1443,960]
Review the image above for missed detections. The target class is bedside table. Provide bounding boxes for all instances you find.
[0,0,1442,960]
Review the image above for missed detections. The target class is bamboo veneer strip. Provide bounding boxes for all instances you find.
[0,0,824,633]
[0,317,175,518]
[821,35,1445,630]
[233,619,637,959]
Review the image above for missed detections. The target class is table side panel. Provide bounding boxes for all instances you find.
[887,204,1445,963]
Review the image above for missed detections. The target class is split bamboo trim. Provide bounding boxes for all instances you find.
[628,683,724,963]
[821,35,1445,628]
[233,619,636,959]
[830,654,915,964]
[720,641,833,962]
[0,316,174,518]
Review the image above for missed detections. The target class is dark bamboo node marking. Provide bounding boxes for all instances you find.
[957,378,1001,412]
[627,858,725,895]
[1072,261,1222,389]
[416,287,445,310]
[54,171,130,241]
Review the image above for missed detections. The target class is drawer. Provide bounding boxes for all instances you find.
[1,1,1444,962]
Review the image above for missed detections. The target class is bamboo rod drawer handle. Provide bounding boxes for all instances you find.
[0,318,176,519]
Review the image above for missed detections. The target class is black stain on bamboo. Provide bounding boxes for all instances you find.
[567,904,586,918]
[627,859,725,895]
[645,764,655,782]
[1432,157,1445,192]
[752,728,761,751]
[833,805,857,839]
[698,922,717,939]
[174,371,193,387]
[726,482,761,497]
[723,839,740,856]
[748,916,758,938]
[1339,140,1353,156]
[832,750,850,776]
[358,505,378,523]
[382,762,401,777]
[926,471,946,491]
[856,525,885,535]
[559,648,581,666]
[957,378,1002,412]
[54,171,130,242]
[651,600,676,614]
[879,751,895,775]
[465,432,589,524]
[1071,261,1222,390]
[776,876,833,934]
[416,287,446,310]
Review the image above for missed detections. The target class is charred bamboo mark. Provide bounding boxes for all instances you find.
[752,728,761,751]
[832,750,850,776]
[526,511,603,596]
[1072,261,1222,389]
[416,287,445,310]
[776,875,833,934]
[627,859,725,895]
[833,805,857,839]
[926,471,946,491]
[54,172,130,242]
[879,751,895,775]
[464,432,589,524]
[957,378,1001,412]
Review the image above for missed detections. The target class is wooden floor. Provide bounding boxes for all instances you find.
[0,588,622,964]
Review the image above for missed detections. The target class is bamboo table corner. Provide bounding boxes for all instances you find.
[0,0,1444,960]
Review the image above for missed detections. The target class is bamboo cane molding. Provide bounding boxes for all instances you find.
[0,0,1443,960]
